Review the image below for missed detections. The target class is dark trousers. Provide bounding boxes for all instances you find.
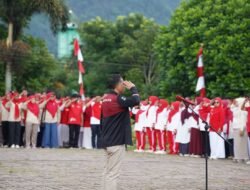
[2,121,9,146]
[37,124,45,147]
[201,131,211,156]
[225,139,234,158]
[179,143,189,155]
[8,122,21,146]
[69,124,80,148]
[91,124,101,148]
[19,125,25,146]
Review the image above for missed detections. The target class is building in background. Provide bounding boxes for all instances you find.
[57,10,80,59]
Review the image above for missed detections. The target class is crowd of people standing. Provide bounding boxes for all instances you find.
[0,90,102,150]
[1,90,250,164]
[132,96,250,164]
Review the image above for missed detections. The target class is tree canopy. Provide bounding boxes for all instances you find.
[79,13,160,98]
[0,35,61,94]
[155,0,250,99]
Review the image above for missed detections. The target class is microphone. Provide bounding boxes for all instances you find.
[176,95,196,105]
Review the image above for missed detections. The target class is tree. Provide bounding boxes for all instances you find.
[79,14,160,98]
[0,35,62,94]
[155,0,250,99]
[0,0,69,92]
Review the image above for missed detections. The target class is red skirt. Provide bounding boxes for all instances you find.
[189,128,202,155]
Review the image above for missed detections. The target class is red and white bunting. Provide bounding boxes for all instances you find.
[195,47,206,97]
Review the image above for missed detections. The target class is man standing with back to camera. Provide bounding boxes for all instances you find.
[101,74,140,190]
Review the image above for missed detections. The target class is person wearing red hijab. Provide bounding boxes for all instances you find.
[222,99,234,158]
[166,101,181,154]
[154,99,169,154]
[145,96,159,152]
[198,98,211,156]
[132,100,149,152]
[209,97,226,159]
[188,97,204,157]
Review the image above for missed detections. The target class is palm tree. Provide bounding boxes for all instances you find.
[0,0,69,92]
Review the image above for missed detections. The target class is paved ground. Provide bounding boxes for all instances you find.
[0,148,249,190]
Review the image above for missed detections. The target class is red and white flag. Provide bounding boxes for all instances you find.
[195,46,206,97]
[74,39,85,96]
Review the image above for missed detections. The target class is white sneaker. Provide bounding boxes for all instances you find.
[134,149,139,153]
[246,161,250,165]
[193,155,201,158]
[145,150,154,153]
[184,154,190,157]
[137,149,145,153]
[155,150,166,154]
[11,144,15,148]
[15,145,20,149]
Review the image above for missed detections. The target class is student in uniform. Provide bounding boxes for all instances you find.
[23,95,42,148]
[58,98,70,148]
[198,98,211,156]
[241,97,250,163]
[41,92,64,148]
[209,97,225,159]
[145,96,159,153]
[0,93,10,147]
[82,98,93,149]
[154,99,169,154]
[176,102,193,156]
[132,101,148,152]
[231,98,249,163]
[167,101,181,154]
[189,97,203,157]
[7,92,23,148]
[67,94,84,148]
[90,96,102,149]
[222,99,234,158]
[19,90,28,147]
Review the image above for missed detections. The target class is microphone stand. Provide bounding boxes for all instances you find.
[182,102,232,190]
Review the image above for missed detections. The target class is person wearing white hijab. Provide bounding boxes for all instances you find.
[231,98,249,163]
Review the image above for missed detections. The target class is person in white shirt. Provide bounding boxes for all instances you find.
[22,95,43,148]
[0,93,11,147]
[145,96,159,153]
[154,99,169,154]
[6,92,23,148]
[167,101,181,154]
[132,100,148,152]
[231,98,249,163]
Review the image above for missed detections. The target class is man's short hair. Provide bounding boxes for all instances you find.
[71,93,81,98]
[107,74,122,89]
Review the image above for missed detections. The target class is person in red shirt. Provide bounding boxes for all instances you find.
[209,97,225,159]
[89,96,102,149]
[58,97,70,147]
[81,98,93,149]
[67,94,84,148]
